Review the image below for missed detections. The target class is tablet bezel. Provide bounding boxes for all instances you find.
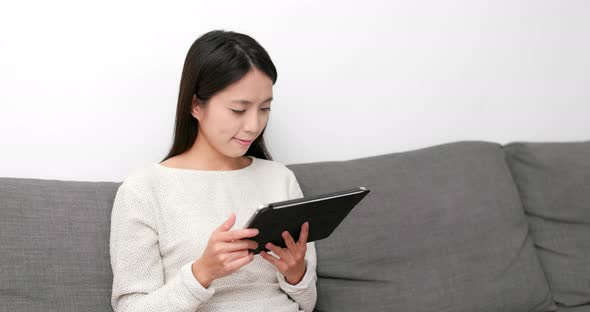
[243,186,370,254]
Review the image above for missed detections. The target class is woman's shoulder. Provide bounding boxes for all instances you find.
[116,157,295,192]
[253,156,295,179]
[117,163,161,195]
[254,158,302,193]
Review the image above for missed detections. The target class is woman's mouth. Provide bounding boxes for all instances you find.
[234,138,253,146]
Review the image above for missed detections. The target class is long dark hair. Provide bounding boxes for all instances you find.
[161,30,277,162]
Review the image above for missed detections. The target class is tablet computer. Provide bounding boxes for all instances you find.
[243,186,370,254]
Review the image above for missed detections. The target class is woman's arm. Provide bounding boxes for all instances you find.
[109,183,215,312]
[276,241,318,312]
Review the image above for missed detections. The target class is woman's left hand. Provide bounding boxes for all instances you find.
[260,221,309,285]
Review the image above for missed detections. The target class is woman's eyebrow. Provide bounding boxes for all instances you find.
[231,97,273,105]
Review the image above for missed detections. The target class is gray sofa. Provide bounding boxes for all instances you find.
[1,141,589,312]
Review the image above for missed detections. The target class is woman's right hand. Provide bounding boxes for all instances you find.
[191,212,259,288]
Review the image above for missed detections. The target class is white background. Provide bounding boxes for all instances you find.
[1,0,588,182]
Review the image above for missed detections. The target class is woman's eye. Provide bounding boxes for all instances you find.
[231,108,271,114]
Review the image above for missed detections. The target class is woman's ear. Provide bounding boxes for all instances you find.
[191,94,202,121]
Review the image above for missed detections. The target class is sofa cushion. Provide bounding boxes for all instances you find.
[557,306,590,312]
[287,141,555,312]
[504,141,590,308]
[0,178,120,312]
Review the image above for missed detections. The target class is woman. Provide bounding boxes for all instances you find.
[109,30,317,312]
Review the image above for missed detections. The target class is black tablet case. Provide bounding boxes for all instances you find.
[244,187,370,254]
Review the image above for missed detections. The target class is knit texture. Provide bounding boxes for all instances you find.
[109,156,317,312]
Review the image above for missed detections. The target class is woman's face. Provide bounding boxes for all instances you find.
[191,66,273,158]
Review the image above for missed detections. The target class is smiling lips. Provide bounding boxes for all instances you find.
[234,138,253,146]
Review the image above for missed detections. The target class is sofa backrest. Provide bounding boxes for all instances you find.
[287,141,555,312]
[504,142,590,309]
[0,178,119,311]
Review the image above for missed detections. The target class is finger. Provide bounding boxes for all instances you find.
[220,229,259,242]
[265,242,289,261]
[282,230,297,250]
[224,249,250,263]
[216,212,236,232]
[298,221,309,246]
[260,251,286,271]
[220,239,259,253]
[226,251,254,271]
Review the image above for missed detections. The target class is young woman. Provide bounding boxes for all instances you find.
[109,30,317,312]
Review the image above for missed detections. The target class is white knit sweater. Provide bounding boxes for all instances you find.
[109,156,317,312]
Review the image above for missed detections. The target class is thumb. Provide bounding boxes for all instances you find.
[217,212,236,232]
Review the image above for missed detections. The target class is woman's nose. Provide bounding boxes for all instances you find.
[243,111,262,132]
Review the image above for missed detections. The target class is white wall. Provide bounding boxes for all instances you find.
[1,0,588,182]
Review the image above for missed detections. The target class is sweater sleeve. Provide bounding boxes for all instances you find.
[109,182,215,312]
[276,170,318,312]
